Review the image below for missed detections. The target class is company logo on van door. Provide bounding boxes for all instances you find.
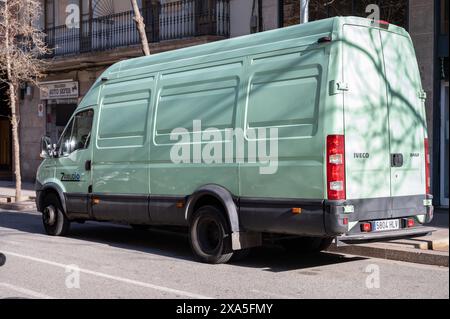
[354,153,370,159]
[60,172,81,182]
[170,120,279,175]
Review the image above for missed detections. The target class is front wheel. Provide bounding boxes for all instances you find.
[189,205,233,264]
[42,193,70,236]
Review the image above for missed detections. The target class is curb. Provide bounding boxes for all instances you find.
[0,201,36,212]
[327,243,449,267]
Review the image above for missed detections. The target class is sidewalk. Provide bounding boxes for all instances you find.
[0,180,36,211]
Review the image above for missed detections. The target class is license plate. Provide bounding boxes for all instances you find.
[372,219,400,232]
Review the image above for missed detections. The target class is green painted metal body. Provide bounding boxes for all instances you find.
[37,16,428,204]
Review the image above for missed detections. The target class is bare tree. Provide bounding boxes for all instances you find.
[130,0,151,56]
[0,0,49,202]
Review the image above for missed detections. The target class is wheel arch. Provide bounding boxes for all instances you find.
[185,184,240,234]
[37,183,67,213]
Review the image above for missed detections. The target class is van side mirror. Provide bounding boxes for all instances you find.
[40,136,55,159]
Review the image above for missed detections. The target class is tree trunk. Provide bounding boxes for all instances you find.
[8,82,22,202]
[131,0,151,56]
[3,0,22,202]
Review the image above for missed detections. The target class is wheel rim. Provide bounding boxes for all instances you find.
[43,205,56,226]
[197,217,222,255]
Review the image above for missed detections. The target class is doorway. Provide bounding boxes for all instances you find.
[441,81,449,207]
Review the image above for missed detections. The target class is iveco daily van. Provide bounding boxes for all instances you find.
[36,17,434,263]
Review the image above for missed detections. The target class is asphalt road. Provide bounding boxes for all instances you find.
[0,210,448,299]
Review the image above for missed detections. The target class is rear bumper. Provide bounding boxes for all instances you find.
[337,226,435,243]
[324,194,434,238]
[239,194,433,240]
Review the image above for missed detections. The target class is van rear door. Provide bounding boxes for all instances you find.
[342,24,391,200]
[380,30,427,197]
[342,24,427,201]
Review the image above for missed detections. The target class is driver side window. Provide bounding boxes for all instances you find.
[59,109,94,156]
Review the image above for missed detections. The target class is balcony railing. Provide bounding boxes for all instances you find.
[44,0,230,57]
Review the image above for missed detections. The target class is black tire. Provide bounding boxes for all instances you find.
[42,193,70,236]
[281,237,333,253]
[131,224,150,231]
[189,205,233,264]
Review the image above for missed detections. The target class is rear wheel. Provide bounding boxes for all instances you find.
[281,237,333,253]
[42,193,70,236]
[189,205,233,264]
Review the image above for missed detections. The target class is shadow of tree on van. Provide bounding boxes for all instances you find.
[124,24,426,200]
[338,26,428,198]
[0,212,365,271]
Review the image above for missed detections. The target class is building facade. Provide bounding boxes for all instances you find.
[1,0,447,207]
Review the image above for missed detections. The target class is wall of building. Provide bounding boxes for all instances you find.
[409,0,435,141]
[230,0,279,37]
[19,85,47,182]
[261,0,279,31]
[408,0,436,184]
[230,0,254,37]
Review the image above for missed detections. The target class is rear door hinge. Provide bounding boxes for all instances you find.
[418,90,427,100]
[330,80,349,95]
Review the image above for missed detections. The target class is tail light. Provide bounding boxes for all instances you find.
[327,135,346,200]
[424,138,431,194]
[361,223,372,232]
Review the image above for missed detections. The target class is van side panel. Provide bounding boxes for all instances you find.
[237,42,330,236]
[92,77,154,223]
[149,61,242,225]
[238,45,328,201]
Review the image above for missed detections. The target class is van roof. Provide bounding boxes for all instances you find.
[79,16,409,108]
[102,16,407,78]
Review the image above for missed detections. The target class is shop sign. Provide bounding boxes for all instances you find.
[40,81,79,100]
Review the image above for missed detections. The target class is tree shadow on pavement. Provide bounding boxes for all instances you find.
[0,211,366,272]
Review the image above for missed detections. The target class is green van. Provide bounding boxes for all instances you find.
[36,17,434,264]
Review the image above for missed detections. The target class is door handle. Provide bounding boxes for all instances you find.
[391,154,404,167]
[85,160,92,171]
